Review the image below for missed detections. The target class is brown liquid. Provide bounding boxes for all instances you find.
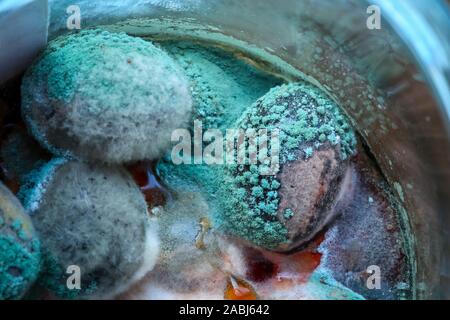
[224,276,257,300]
[127,161,168,210]
[245,232,324,286]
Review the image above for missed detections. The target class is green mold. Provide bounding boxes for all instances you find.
[0,236,41,300]
[160,41,283,130]
[153,31,357,250]
[18,158,68,213]
[159,81,356,249]
[394,182,405,203]
[0,183,41,300]
[21,29,192,163]
[35,250,93,299]
[23,29,177,107]
[215,82,356,248]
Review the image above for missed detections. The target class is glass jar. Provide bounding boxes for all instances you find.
[37,0,450,299]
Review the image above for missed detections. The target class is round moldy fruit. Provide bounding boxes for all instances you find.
[0,182,41,300]
[213,82,357,251]
[18,159,159,299]
[21,29,192,164]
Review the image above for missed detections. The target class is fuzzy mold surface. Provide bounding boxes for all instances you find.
[0,182,41,300]
[19,160,159,299]
[119,169,364,300]
[160,41,283,130]
[0,22,415,300]
[21,29,192,164]
[224,82,356,250]
[160,82,357,250]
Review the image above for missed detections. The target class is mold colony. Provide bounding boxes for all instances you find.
[20,160,160,299]
[0,27,413,299]
[21,29,192,163]
[211,82,356,251]
[0,183,40,299]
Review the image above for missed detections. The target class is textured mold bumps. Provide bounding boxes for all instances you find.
[215,83,357,250]
[0,182,41,300]
[21,29,192,163]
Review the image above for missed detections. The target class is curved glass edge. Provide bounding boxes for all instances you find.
[371,0,450,135]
